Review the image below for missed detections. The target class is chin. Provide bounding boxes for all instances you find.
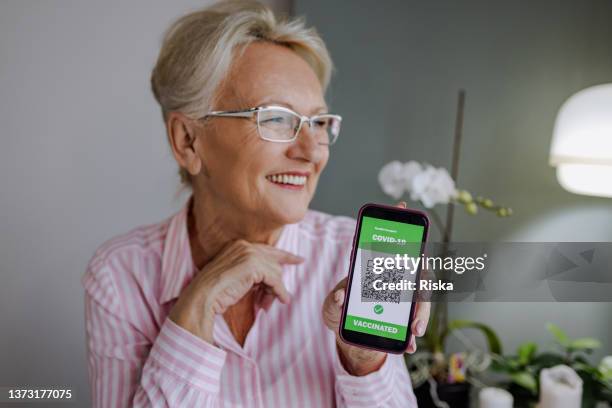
[261,183,313,225]
[268,201,309,225]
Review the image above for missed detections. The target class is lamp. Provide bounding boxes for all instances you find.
[549,83,612,198]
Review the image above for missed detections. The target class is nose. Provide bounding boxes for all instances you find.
[287,119,325,163]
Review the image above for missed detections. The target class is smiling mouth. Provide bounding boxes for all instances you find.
[265,173,308,188]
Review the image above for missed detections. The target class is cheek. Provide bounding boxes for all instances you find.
[314,148,330,176]
[201,125,261,176]
[231,143,284,197]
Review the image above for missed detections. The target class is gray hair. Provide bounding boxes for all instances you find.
[150,0,334,185]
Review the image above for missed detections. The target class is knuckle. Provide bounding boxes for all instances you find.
[234,239,251,252]
[249,269,263,284]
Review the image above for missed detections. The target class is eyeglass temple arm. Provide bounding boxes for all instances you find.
[200,108,259,120]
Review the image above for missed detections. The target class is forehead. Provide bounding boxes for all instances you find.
[220,41,326,113]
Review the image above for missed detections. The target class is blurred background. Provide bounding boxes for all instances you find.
[1,0,611,405]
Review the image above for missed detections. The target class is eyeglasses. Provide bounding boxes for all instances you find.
[199,105,342,145]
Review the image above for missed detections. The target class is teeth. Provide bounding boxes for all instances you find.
[266,174,307,186]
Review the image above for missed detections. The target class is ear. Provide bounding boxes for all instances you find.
[166,112,202,177]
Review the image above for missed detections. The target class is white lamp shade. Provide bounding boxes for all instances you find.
[550,83,612,197]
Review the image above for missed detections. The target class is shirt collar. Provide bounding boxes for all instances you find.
[277,220,298,296]
[160,198,196,304]
[159,197,299,304]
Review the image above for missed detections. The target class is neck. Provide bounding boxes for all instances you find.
[187,193,283,270]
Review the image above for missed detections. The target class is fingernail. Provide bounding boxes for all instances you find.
[416,320,425,336]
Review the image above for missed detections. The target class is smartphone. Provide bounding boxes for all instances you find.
[339,203,429,353]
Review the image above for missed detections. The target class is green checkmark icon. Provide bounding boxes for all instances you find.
[373,304,384,314]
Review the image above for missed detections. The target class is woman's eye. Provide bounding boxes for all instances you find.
[261,116,285,124]
[261,115,292,126]
[314,119,328,128]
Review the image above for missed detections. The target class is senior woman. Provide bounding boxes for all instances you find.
[83,1,429,407]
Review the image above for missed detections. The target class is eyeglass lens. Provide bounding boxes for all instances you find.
[257,109,341,144]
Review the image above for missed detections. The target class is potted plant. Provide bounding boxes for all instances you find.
[491,323,612,407]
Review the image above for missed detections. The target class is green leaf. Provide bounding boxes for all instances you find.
[531,352,565,370]
[569,338,601,350]
[440,320,503,355]
[489,359,508,372]
[577,370,601,408]
[573,362,599,376]
[546,323,569,347]
[517,342,537,365]
[511,371,537,394]
[490,356,521,373]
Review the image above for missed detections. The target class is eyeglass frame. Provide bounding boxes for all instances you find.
[197,105,342,145]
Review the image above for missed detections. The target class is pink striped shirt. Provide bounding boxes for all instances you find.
[83,198,417,407]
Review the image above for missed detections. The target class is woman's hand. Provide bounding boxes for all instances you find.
[169,239,303,343]
[321,201,431,376]
[322,279,431,376]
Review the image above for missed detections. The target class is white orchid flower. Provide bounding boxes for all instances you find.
[379,160,457,207]
[402,160,423,192]
[411,165,457,208]
[378,160,407,200]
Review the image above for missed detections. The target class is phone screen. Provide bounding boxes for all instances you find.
[341,204,428,352]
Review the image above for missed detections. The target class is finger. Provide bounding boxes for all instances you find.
[260,292,275,311]
[260,267,291,305]
[253,284,264,304]
[406,335,416,353]
[323,286,343,313]
[321,278,349,331]
[322,288,345,331]
[254,284,275,311]
[331,277,348,293]
[257,245,305,265]
[334,288,346,307]
[396,201,407,208]
[411,302,431,337]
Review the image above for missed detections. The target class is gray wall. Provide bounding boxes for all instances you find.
[297,0,612,359]
[0,0,289,404]
[1,0,611,404]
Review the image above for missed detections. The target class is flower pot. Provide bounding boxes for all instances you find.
[414,381,471,408]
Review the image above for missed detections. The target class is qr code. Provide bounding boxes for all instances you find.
[360,254,404,303]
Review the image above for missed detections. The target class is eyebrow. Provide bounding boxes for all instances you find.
[256,100,329,115]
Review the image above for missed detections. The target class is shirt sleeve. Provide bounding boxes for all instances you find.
[333,350,418,407]
[83,265,227,407]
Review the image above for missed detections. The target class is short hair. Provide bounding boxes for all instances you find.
[150,0,334,185]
